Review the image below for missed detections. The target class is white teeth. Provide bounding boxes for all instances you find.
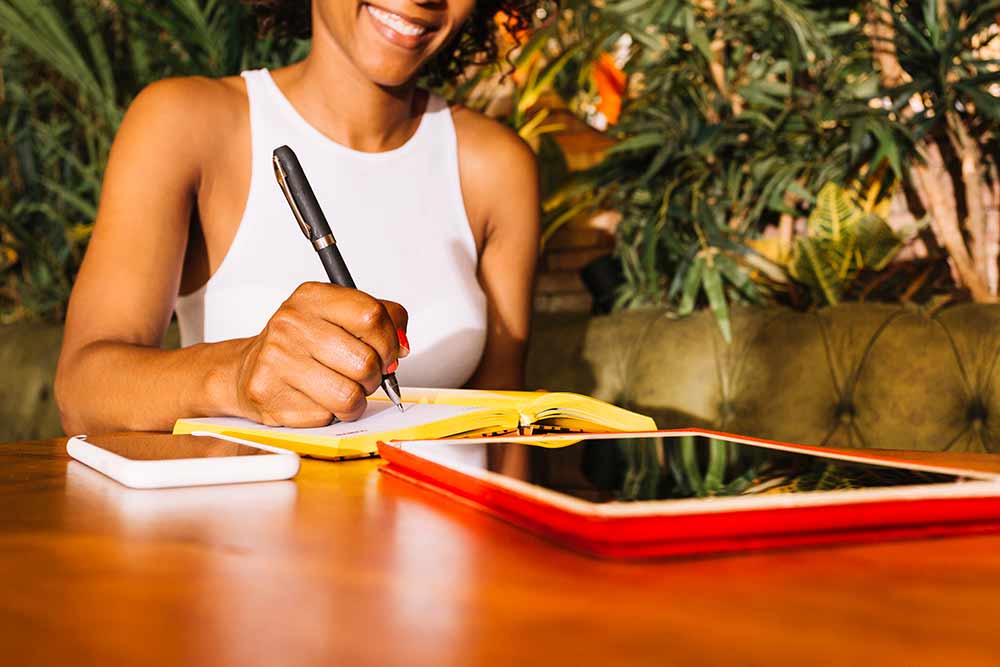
[366,5,428,37]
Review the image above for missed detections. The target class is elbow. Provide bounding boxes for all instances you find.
[54,353,94,435]
[54,364,83,435]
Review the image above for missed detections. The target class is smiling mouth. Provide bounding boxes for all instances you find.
[364,4,437,46]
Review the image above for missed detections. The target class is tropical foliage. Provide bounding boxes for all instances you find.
[0,0,305,322]
[784,181,901,305]
[2,0,999,336]
[540,0,1000,338]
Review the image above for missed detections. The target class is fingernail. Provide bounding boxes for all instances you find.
[397,328,410,356]
[386,359,398,374]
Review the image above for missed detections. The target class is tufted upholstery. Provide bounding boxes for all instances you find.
[526,304,1000,453]
[4,303,1000,451]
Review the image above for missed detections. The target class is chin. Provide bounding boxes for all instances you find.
[355,53,425,89]
[315,0,471,88]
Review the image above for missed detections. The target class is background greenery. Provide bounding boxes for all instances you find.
[2,0,999,339]
[0,0,306,322]
[532,0,1000,339]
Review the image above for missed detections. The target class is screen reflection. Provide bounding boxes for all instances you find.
[406,436,969,503]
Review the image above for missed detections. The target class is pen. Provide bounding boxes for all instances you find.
[271,144,404,412]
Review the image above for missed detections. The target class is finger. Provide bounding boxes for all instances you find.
[296,316,387,393]
[254,384,335,428]
[280,355,368,421]
[379,300,410,357]
[289,284,401,369]
[316,290,401,369]
[379,299,409,332]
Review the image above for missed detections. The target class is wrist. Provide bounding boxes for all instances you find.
[202,338,251,419]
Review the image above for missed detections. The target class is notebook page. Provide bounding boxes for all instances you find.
[180,401,484,440]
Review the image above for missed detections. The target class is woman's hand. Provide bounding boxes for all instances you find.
[234,282,408,427]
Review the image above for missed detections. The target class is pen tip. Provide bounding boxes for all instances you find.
[381,373,403,412]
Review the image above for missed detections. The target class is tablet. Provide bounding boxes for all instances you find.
[67,432,300,489]
[377,430,1000,559]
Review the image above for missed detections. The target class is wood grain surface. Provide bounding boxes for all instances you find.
[2,437,1000,666]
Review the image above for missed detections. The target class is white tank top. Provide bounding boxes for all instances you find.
[174,69,488,388]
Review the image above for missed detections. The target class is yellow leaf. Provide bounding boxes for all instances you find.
[853,162,894,218]
[746,237,789,264]
[0,246,17,270]
[68,223,94,243]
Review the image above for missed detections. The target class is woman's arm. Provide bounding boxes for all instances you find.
[55,78,406,433]
[453,109,541,391]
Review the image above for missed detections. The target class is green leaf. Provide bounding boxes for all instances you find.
[607,133,665,155]
[715,253,762,304]
[807,182,862,242]
[791,237,844,305]
[677,255,704,316]
[957,84,1000,121]
[639,142,674,184]
[786,180,815,204]
[856,214,901,270]
[702,260,732,343]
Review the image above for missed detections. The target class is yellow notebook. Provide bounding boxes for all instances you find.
[173,387,656,460]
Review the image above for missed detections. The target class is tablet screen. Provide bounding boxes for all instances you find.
[85,433,273,460]
[396,436,977,503]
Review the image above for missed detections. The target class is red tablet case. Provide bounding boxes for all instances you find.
[377,429,1000,559]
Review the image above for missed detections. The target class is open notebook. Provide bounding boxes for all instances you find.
[173,387,656,460]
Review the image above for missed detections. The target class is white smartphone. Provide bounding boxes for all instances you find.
[66,431,300,489]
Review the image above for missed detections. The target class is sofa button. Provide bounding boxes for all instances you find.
[967,399,988,430]
[835,400,855,423]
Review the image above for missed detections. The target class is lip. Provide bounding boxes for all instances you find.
[362,3,440,50]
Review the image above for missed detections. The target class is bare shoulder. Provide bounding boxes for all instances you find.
[126,75,246,127]
[114,75,247,171]
[450,105,537,181]
[450,105,539,242]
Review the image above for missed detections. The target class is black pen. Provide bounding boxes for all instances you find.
[271,144,404,412]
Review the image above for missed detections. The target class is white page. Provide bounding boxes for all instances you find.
[181,401,484,440]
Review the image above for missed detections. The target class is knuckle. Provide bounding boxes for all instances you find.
[268,308,300,335]
[358,299,387,330]
[256,343,285,369]
[245,374,272,405]
[355,348,382,379]
[333,383,365,414]
[292,281,321,301]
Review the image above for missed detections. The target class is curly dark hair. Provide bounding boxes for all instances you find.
[244,1,542,85]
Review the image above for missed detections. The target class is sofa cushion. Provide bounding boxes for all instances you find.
[526,304,1000,453]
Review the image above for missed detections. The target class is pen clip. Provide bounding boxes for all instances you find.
[272,154,312,241]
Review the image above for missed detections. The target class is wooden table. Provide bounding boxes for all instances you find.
[2,439,1000,666]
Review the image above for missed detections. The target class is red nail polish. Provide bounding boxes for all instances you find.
[397,328,410,352]
[386,359,398,374]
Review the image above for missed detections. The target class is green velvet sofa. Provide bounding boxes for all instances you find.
[4,303,1000,452]
[526,303,1000,453]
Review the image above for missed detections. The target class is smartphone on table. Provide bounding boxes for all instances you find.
[67,432,300,489]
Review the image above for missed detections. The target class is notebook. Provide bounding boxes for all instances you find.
[172,387,656,460]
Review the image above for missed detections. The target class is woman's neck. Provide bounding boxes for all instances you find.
[272,35,425,153]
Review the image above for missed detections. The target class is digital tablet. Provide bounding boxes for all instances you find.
[67,432,300,489]
[377,430,1000,559]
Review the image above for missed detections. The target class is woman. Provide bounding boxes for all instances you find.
[55,0,541,433]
